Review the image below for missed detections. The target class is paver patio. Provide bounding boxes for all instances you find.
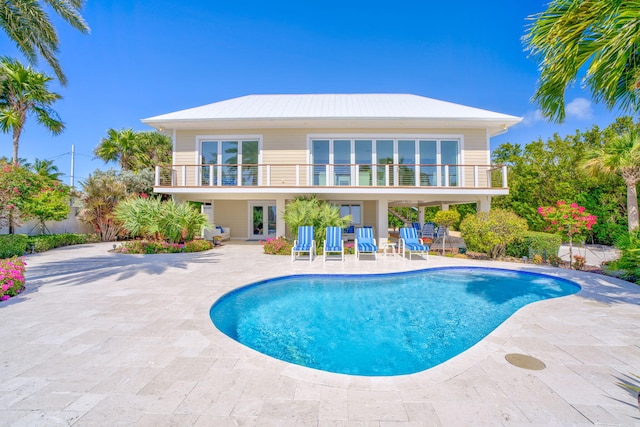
[1,242,639,426]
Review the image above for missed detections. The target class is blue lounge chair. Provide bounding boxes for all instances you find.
[412,222,421,233]
[355,227,377,260]
[291,226,316,262]
[323,227,344,262]
[421,222,437,240]
[399,227,429,260]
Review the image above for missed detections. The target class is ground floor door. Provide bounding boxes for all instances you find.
[249,202,277,240]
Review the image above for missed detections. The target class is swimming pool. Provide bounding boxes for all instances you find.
[210,267,580,376]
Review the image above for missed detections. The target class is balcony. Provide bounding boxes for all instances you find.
[155,163,507,190]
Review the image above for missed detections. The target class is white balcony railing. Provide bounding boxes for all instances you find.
[155,163,508,189]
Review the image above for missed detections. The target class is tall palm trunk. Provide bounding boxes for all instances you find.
[623,171,640,232]
[626,183,639,232]
[12,124,23,165]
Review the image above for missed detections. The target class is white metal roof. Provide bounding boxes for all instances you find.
[142,94,522,134]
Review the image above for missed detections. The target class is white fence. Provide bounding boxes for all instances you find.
[0,207,94,236]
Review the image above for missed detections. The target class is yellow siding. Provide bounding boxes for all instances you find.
[214,200,248,238]
[363,201,377,228]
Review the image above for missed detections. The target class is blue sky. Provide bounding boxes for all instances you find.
[0,1,623,184]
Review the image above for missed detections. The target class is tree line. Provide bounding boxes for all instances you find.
[492,116,640,246]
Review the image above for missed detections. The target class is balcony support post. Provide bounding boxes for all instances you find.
[155,166,160,186]
[502,165,508,188]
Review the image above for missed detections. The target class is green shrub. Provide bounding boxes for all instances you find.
[116,239,213,254]
[506,231,562,260]
[184,239,213,252]
[433,210,461,231]
[0,234,28,258]
[460,209,528,258]
[610,230,640,282]
[262,236,293,255]
[27,233,100,253]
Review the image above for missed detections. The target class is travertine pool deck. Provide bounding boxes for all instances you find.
[1,242,639,426]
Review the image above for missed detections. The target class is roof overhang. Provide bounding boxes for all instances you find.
[142,117,521,136]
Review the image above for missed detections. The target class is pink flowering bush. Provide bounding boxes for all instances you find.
[115,240,185,254]
[538,201,597,268]
[262,237,293,255]
[0,257,26,301]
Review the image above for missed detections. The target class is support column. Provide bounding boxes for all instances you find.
[418,206,425,225]
[377,198,389,248]
[276,197,286,237]
[440,203,450,211]
[477,197,491,212]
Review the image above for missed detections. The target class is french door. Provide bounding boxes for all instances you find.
[249,202,277,240]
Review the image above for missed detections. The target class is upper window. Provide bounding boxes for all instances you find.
[310,137,460,186]
[200,138,260,186]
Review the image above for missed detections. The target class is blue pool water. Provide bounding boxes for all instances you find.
[210,267,580,376]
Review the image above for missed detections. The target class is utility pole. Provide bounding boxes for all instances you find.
[70,144,75,189]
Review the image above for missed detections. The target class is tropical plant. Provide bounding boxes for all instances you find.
[113,196,163,241]
[460,209,529,258]
[0,57,64,164]
[94,128,172,172]
[538,201,597,268]
[77,170,127,241]
[283,196,351,245]
[524,0,640,122]
[0,0,90,85]
[114,196,210,243]
[582,129,640,232]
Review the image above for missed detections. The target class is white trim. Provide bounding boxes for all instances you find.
[308,133,464,139]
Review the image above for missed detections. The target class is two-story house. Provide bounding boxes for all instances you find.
[142,94,521,246]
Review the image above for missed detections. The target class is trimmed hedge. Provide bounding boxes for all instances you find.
[506,231,562,260]
[0,234,29,258]
[27,233,101,253]
[114,239,213,254]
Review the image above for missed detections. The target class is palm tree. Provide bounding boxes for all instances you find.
[94,128,138,171]
[95,129,172,172]
[31,157,62,180]
[524,0,640,122]
[582,130,640,232]
[0,0,90,85]
[0,57,64,165]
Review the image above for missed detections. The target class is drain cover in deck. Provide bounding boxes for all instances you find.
[505,353,546,370]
